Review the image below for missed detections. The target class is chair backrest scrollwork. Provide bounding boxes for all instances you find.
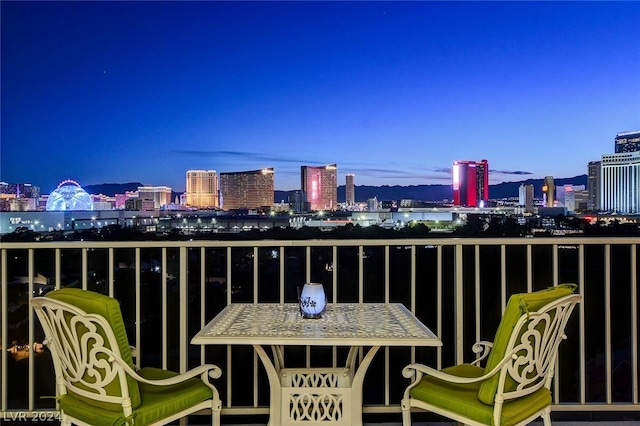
[499,294,581,401]
[478,284,580,405]
[32,289,141,413]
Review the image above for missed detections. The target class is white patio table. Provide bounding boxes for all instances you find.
[191,302,441,426]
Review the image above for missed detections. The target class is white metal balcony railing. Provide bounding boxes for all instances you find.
[1,237,639,423]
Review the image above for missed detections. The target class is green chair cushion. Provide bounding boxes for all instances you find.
[477,283,576,405]
[59,367,213,426]
[410,364,551,426]
[45,288,142,411]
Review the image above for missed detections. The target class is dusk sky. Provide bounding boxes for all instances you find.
[2,1,639,193]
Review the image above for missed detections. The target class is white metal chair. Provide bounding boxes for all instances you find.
[401,284,581,426]
[32,288,222,426]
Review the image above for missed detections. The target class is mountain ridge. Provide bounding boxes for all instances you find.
[84,175,588,203]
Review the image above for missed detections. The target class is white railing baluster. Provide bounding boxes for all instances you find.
[28,249,34,411]
[359,245,364,303]
[253,245,259,407]
[605,244,612,404]
[162,247,168,370]
[526,244,532,292]
[226,246,232,409]
[56,248,61,291]
[553,244,559,288]
[179,246,187,375]
[410,245,416,365]
[200,247,206,363]
[553,243,559,404]
[384,245,390,406]
[135,247,141,369]
[279,246,285,305]
[437,244,443,370]
[82,247,88,289]
[108,248,114,296]
[305,245,311,283]
[384,245,390,304]
[227,344,232,409]
[1,247,7,412]
[305,245,311,368]
[579,244,586,405]
[475,245,481,346]
[454,244,464,365]
[332,245,338,368]
[501,244,507,314]
[632,243,638,405]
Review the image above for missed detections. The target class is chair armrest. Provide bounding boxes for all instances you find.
[470,341,493,366]
[402,363,489,385]
[402,346,519,387]
[108,353,222,386]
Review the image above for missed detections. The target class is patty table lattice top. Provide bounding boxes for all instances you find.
[192,303,440,347]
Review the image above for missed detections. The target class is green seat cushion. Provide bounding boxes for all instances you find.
[59,367,213,426]
[410,364,551,426]
[45,288,141,411]
[477,284,576,405]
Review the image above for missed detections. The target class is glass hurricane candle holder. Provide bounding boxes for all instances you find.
[299,283,326,319]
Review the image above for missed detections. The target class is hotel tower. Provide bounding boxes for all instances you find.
[597,131,640,214]
[346,174,355,205]
[219,168,274,210]
[452,160,489,207]
[186,170,219,209]
[301,164,338,211]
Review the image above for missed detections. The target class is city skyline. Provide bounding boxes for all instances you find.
[2,1,639,193]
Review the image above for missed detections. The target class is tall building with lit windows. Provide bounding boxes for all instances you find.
[588,161,601,211]
[542,176,555,207]
[137,186,172,209]
[614,130,640,153]
[219,168,274,210]
[601,151,640,214]
[519,184,534,213]
[452,160,488,207]
[345,174,355,205]
[301,164,338,211]
[186,170,219,208]
[597,131,640,214]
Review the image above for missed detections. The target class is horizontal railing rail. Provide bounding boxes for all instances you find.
[1,237,638,421]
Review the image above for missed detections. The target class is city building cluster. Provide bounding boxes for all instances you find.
[184,165,342,212]
[1,131,639,235]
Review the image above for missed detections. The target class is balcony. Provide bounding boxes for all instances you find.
[1,237,639,423]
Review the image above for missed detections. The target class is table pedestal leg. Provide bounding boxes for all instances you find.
[253,344,282,426]
[252,344,381,426]
[349,346,380,426]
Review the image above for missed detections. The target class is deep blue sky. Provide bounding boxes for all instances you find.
[2,1,639,193]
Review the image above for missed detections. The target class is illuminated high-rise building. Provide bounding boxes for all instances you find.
[301,164,338,211]
[588,161,601,211]
[137,186,172,209]
[346,174,355,205]
[557,184,585,212]
[288,190,310,213]
[186,170,218,209]
[519,184,534,213]
[601,151,640,214]
[614,130,640,153]
[219,168,274,210]
[452,160,488,207]
[542,176,555,207]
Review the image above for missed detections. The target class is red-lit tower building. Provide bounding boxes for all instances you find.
[452,160,489,207]
[301,164,338,211]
